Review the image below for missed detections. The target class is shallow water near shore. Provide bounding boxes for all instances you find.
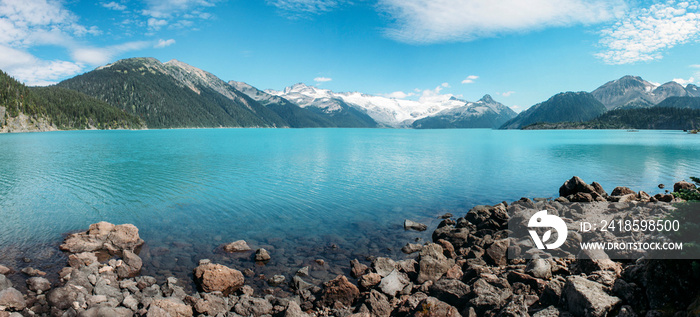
[1,128,699,289]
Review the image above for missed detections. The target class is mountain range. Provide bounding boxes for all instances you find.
[2,57,700,132]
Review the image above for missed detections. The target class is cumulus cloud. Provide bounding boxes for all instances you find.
[155,38,176,48]
[378,0,626,43]
[71,41,150,65]
[500,91,515,97]
[597,0,700,64]
[314,76,332,82]
[461,75,479,84]
[418,84,454,103]
[0,45,83,86]
[102,1,126,10]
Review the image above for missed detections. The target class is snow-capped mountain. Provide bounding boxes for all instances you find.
[413,95,517,129]
[591,75,700,110]
[265,83,511,128]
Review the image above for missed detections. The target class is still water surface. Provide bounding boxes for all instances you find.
[0,129,698,285]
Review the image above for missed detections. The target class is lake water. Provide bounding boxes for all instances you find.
[1,128,699,289]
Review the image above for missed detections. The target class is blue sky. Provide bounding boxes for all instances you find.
[2,0,700,111]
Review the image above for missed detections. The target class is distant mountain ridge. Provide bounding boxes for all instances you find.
[412,95,517,129]
[500,92,606,129]
[590,75,700,110]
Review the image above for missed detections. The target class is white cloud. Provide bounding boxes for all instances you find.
[0,45,83,86]
[71,41,150,65]
[102,1,126,10]
[673,77,695,86]
[418,84,454,103]
[500,91,515,97]
[440,82,450,88]
[0,0,95,47]
[314,76,332,82]
[461,75,479,84]
[510,105,523,113]
[383,91,416,99]
[266,0,341,16]
[597,0,700,64]
[147,18,168,30]
[155,38,176,48]
[378,0,626,44]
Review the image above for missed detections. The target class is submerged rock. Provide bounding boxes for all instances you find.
[255,248,271,262]
[404,219,428,231]
[223,240,251,252]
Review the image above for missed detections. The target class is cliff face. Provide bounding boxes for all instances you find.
[0,112,57,133]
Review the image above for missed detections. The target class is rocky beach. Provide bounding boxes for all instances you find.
[1,177,700,317]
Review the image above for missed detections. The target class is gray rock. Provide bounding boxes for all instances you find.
[379,269,409,297]
[149,298,193,317]
[526,259,552,280]
[122,294,139,311]
[486,239,509,266]
[411,296,460,316]
[429,279,470,306]
[116,250,142,279]
[254,248,271,262]
[497,294,529,317]
[26,277,51,293]
[0,288,26,311]
[469,277,512,313]
[372,257,397,277]
[0,275,12,291]
[268,275,286,286]
[364,289,392,317]
[284,300,310,317]
[194,292,228,316]
[82,306,133,317]
[532,306,563,317]
[47,285,89,310]
[563,276,620,317]
[234,296,273,317]
[404,219,428,231]
[296,266,310,277]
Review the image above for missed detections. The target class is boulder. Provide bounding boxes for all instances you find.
[469,277,512,313]
[26,277,51,293]
[364,289,392,317]
[372,257,397,277]
[526,258,552,280]
[0,275,12,291]
[486,239,509,267]
[429,278,470,306]
[234,296,273,317]
[591,182,608,196]
[149,298,193,317]
[674,180,697,192]
[60,222,144,256]
[0,265,11,275]
[350,259,369,278]
[563,276,620,317]
[320,275,360,307]
[417,244,455,283]
[47,284,89,310]
[223,240,251,252]
[559,176,596,197]
[378,269,409,297]
[193,292,228,316]
[255,248,271,262]
[611,186,635,197]
[404,219,428,231]
[411,297,460,317]
[193,263,244,296]
[284,300,310,317]
[359,273,382,290]
[0,288,26,311]
[116,250,143,278]
[401,243,423,254]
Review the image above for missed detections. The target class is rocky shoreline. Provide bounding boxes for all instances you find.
[1,177,700,316]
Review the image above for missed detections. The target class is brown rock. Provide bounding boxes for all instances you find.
[674,180,697,192]
[417,244,455,283]
[350,259,369,278]
[436,239,456,258]
[611,186,635,196]
[193,293,227,316]
[320,275,360,307]
[359,272,382,290]
[60,222,144,256]
[486,239,509,267]
[149,298,193,317]
[193,263,244,296]
[26,277,51,293]
[223,240,251,252]
[68,252,99,268]
[411,297,460,317]
[255,248,271,262]
[559,176,596,197]
[0,265,11,275]
[0,288,26,311]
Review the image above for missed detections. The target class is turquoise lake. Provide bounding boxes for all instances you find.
[1,128,699,286]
